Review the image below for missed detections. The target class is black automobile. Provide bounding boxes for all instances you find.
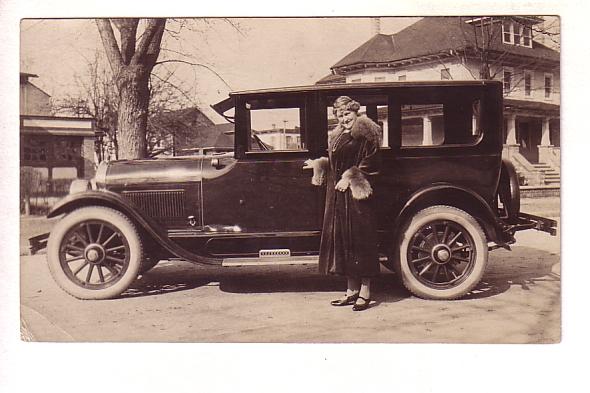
[32,81,557,300]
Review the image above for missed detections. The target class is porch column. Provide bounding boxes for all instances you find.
[381,119,389,147]
[538,117,558,168]
[506,114,517,145]
[422,116,433,146]
[541,117,551,146]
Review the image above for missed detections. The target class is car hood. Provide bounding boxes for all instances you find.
[100,157,204,187]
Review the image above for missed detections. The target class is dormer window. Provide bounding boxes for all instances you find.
[502,20,533,48]
[502,21,513,44]
[522,26,532,46]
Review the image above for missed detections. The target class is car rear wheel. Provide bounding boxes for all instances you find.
[395,206,488,300]
[47,206,143,300]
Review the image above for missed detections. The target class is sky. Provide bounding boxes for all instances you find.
[20,17,420,122]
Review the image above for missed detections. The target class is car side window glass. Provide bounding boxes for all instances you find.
[247,99,306,152]
[400,98,482,147]
[401,104,445,146]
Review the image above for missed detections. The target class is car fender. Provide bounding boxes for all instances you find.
[394,184,505,244]
[48,190,221,265]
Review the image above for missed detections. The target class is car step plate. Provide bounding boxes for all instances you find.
[222,254,318,267]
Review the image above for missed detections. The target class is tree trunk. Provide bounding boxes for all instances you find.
[116,66,150,159]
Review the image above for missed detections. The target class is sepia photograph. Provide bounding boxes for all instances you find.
[6,1,588,391]
[17,15,561,344]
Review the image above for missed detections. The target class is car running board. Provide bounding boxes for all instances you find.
[222,255,318,267]
[221,254,390,267]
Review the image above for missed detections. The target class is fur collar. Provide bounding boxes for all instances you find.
[328,116,382,148]
[350,116,382,147]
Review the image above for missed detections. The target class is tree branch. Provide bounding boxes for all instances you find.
[132,18,166,65]
[95,19,123,75]
[150,72,195,103]
[220,18,245,37]
[154,59,233,90]
[112,19,139,65]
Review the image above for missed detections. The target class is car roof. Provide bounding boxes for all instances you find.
[228,80,501,96]
[211,80,501,115]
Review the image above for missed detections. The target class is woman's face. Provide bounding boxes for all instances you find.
[341,109,358,130]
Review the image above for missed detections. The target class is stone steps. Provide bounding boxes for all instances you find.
[531,163,560,186]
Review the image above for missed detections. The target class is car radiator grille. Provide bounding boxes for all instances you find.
[121,190,186,218]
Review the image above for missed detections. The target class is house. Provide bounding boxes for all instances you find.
[254,125,302,150]
[148,107,234,156]
[317,17,560,187]
[20,72,97,187]
[174,123,235,156]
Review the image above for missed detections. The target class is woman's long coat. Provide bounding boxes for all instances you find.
[311,116,381,278]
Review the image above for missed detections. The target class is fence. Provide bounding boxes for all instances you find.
[20,167,73,215]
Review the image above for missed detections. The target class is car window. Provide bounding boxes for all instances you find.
[400,98,482,147]
[246,97,306,152]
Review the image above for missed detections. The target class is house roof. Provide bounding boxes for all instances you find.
[315,73,346,85]
[504,98,560,114]
[20,72,39,79]
[197,123,234,148]
[331,17,560,71]
[20,115,96,137]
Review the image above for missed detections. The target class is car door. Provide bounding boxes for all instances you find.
[201,93,325,257]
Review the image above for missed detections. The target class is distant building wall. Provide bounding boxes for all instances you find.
[20,82,52,116]
[345,59,476,83]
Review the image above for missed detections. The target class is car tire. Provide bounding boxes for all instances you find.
[498,159,521,223]
[47,206,143,300]
[395,205,488,300]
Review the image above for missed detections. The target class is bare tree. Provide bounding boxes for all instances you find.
[54,51,119,160]
[56,19,242,160]
[96,18,166,159]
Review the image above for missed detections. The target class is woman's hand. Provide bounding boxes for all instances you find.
[335,177,350,192]
[302,159,313,170]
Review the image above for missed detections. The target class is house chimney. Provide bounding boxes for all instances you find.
[371,17,381,35]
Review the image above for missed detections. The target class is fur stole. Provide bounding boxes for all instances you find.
[308,157,329,185]
[350,116,382,147]
[341,166,372,200]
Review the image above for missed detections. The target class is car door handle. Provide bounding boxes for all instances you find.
[211,158,225,169]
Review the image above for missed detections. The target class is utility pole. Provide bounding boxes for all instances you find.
[283,120,288,150]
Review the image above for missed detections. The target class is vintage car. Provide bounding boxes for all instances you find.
[32,80,557,300]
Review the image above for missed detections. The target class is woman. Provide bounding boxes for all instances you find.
[305,96,381,311]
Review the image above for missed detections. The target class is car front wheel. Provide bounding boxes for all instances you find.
[395,206,488,300]
[47,206,143,300]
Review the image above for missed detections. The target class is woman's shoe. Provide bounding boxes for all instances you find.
[352,296,371,311]
[330,293,359,306]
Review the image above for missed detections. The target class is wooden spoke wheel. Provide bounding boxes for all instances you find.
[47,207,143,300]
[395,206,488,300]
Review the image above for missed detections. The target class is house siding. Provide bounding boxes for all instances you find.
[20,82,52,116]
